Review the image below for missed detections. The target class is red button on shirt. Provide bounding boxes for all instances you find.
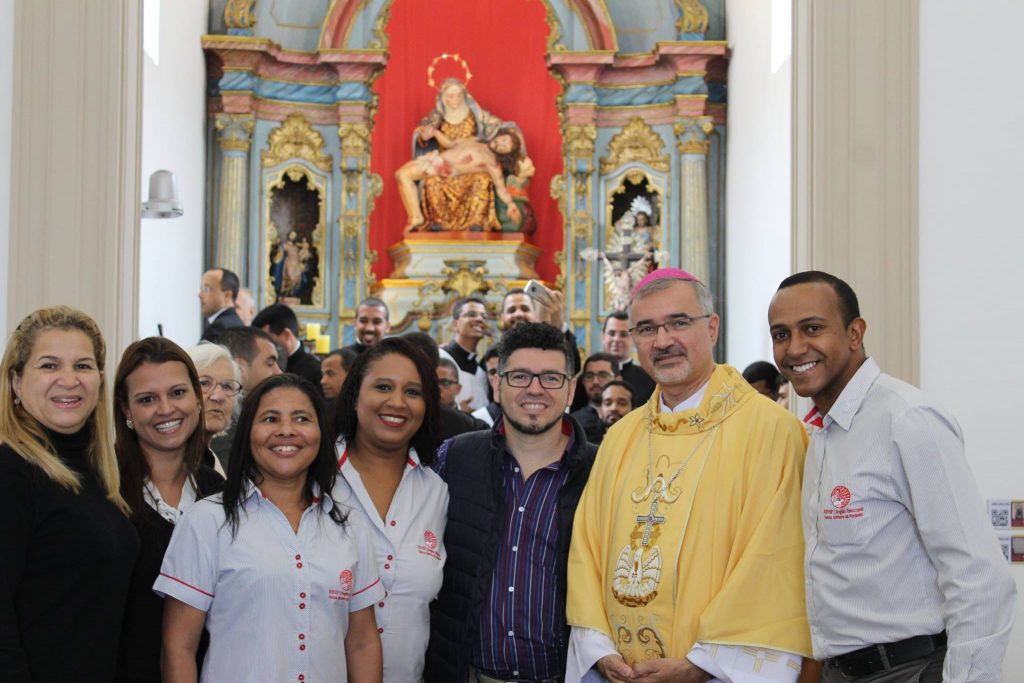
[378,627,384,634]
[299,592,306,598]
[295,554,301,560]
[296,562,303,568]
[389,520,396,526]
[386,554,393,561]
[299,644,306,651]
[299,634,305,640]
[299,603,306,609]
[298,676,305,681]
[378,601,385,607]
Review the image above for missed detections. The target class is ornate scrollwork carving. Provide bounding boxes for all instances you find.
[224,0,256,30]
[338,123,371,163]
[439,260,491,299]
[262,113,333,172]
[601,118,670,174]
[675,0,710,34]
[563,124,597,160]
[369,3,392,50]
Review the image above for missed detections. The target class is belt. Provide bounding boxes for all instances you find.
[828,632,947,677]
[468,666,560,683]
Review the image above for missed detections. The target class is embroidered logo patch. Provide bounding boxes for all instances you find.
[330,569,354,601]
[830,486,852,509]
[824,484,864,520]
[417,530,441,560]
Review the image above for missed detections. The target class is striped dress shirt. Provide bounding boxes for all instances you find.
[803,358,1015,681]
[472,423,574,680]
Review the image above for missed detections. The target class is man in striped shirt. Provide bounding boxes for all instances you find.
[769,270,1015,682]
[426,322,598,683]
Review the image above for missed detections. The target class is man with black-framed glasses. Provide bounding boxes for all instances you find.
[427,322,598,683]
[566,268,814,683]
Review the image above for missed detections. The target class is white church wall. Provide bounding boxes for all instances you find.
[920,0,1024,674]
[139,0,208,346]
[723,0,792,370]
[0,0,13,342]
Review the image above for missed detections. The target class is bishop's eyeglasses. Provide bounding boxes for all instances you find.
[629,314,711,340]
[500,370,571,390]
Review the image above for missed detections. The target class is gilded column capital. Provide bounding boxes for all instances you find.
[224,0,257,35]
[674,117,714,155]
[215,113,256,153]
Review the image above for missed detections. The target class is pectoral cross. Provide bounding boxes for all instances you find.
[636,496,666,546]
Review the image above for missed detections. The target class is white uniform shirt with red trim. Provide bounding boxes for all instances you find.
[803,358,1015,681]
[154,483,384,683]
[333,442,449,683]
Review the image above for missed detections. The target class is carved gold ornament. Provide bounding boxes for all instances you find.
[262,113,333,172]
[215,114,255,153]
[338,123,371,162]
[601,118,670,173]
[440,260,490,298]
[676,0,710,34]
[674,117,715,155]
[224,0,256,30]
[427,53,472,89]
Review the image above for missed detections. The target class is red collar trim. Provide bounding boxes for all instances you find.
[803,407,824,429]
[337,448,348,468]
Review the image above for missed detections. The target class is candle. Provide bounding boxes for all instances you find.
[315,334,330,355]
[305,322,321,339]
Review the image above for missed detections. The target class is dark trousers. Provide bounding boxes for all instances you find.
[820,647,944,683]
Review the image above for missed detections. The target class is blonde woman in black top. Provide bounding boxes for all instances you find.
[113,337,224,682]
[0,306,139,681]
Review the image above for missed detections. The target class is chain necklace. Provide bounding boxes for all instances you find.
[636,406,720,506]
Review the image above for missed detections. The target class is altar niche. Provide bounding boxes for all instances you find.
[586,169,668,314]
[263,165,328,310]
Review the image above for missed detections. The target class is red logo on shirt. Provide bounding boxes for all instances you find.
[830,486,852,509]
[417,530,442,560]
[330,569,354,601]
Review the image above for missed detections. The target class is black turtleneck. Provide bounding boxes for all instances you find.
[0,426,140,682]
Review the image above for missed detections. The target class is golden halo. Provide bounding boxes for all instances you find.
[427,52,473,89]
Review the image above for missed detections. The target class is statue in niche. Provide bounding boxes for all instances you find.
[396,69,536,234]
[268,175,321,305]
[581,194,667,311]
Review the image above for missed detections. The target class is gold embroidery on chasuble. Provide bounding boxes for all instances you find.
[420,113,500,231]
[608,379,743,666]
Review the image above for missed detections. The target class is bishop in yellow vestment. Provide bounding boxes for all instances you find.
[566,270,811,683]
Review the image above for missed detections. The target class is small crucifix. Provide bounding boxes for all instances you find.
[636,496,666,546]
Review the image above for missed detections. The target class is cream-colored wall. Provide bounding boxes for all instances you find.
[5,1,142,361]
[138,0,209,346]
[723,0,792,370]
[920,0,1024,676]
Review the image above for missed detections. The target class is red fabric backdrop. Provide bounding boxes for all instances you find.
[369,0,564,283]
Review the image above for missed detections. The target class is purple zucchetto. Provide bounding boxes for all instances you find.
[631,267,701,296]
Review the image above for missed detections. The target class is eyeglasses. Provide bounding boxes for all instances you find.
[437,379,459,387]
[199,376,242,397]
[581,371,615,382]
[501,370,570,389]
[629,315,711,340]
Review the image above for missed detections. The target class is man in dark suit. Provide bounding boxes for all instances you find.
[570,352,621,445]
[602,310,656,404]
[199,267,244,343]
[251,303,322,388]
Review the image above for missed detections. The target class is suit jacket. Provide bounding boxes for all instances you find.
[285,345,323,388]
[200,308,244,344]
[569,404,605,445]
[621,360,656,405]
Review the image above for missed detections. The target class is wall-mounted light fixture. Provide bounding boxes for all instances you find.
[141,169,182,218]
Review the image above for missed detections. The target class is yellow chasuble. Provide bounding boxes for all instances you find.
[566,364,812,665]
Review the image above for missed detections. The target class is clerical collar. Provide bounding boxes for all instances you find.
[659,379,710,413]
[443,340,479,373]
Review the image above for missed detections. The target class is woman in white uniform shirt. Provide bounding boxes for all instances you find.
[158,373,383,682]
[331,337,447,682]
